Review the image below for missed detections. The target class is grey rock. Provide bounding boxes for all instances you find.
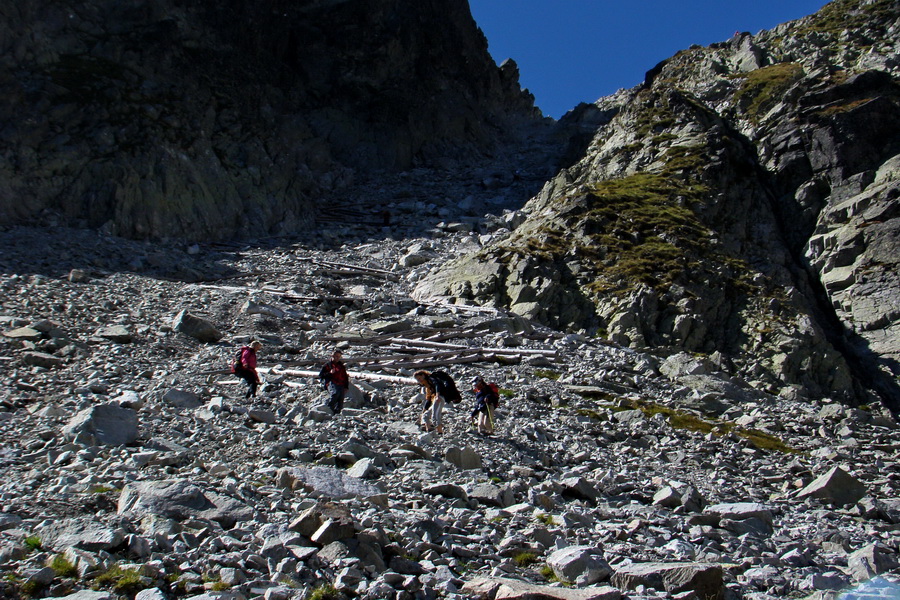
[705,502,775,526]
[445,446,482,470]
[847,544,898,581]
[462,576,621,600]
[797,466,867,506]
[172,310,222,343]
[45,592,115,600]
[276,466,384,499]
[95,325,134,343]
[546,545,612,585]
[135,590,169,600]
[423,483,469,501]
[118,479,253,527]
[611,562,724,599]
[38,518,124,552]
[346,457,378,479]
[62,403,139,446]
[162,388,203,409]
[469,483,512,507]
[22,351,64,368]
[4,327,43,341]
[0,513,23,531]
[560,477,601,503]
[310,519,355,546]
[248,408,277,424]
[241,300,285,319]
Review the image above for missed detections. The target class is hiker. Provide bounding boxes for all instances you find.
[234,341,262,399]
[414,370,445,434]
[470,376,500,435]
[319,349,350,414]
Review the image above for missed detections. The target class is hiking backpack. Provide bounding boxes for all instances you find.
[430,370,462,404]
[230,348,244,374]
[487,382,501,406]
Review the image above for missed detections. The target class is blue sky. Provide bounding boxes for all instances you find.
[469,0,828,118]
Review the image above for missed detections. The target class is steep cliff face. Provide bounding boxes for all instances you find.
[414,0,900,409]
[0,0,539,240]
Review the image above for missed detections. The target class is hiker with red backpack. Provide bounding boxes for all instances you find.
[318,349,350,414]
[471,376,500,435]
[232,340,262,399]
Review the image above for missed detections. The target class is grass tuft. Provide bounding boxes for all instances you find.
[535,513,554,525]
[514,552,539,567]
[49,554,78,577]
[308,583,339,600]
[540,565,559,582]
[534,369,561,381]
[94,565,148,595]
[23,536,41,552]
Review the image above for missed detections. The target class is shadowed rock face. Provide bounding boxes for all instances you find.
[0,0,538,240]
[413,0,900,410]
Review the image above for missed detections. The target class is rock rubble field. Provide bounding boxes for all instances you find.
[1,182,899,600]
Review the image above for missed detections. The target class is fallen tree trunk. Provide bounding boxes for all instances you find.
[272,368,418,385]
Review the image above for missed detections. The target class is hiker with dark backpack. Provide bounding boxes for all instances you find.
[232,341,262,399]
[318,349,350,414]
[470,376,500,435]
[414,369,459,434]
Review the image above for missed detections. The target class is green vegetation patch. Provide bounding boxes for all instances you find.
[540,564,558,582]
[308,583,339,600]
[23,536,41,552]
[94,565,148,595]
[514,552,540,567]
[733,63,804,121]
[607,397,800,453]
[534,369,561,381]
[49,554,78,578]
[578,165,711,293]
[801,0,897,37]
[535,513,554,525]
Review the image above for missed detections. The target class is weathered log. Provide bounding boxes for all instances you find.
[273,368,417,384]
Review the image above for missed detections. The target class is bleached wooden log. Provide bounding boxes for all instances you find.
[271,368,417,385]
[387,337,558,358]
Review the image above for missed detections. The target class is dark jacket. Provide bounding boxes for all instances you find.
[319,360,349,389]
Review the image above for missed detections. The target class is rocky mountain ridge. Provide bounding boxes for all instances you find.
[0,0,544,240]
[412,0,900,415]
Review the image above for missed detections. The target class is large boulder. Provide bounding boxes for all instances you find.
[117,480,253,528]
[62,404,138,446]
[275,467,384,500]
[611,562,724,599]
[172,310,222,343]
[546,546,612,585]
[462,576,621,600]
[797,466,868,506]
[37,518,125,552]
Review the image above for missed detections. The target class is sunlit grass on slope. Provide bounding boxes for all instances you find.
[577,398,800,454]
[490,144,755,297]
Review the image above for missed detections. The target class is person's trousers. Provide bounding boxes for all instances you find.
[328,382,346,413]
[421,397,444,430]
[236,369,258,398]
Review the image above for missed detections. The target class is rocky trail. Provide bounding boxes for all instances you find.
[1,168,900,600]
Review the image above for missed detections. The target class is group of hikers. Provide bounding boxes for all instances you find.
[232,343,500,435]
